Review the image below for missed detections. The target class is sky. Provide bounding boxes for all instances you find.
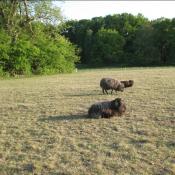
[54,1,175,21]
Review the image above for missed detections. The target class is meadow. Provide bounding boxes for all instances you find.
[0,67,175,175]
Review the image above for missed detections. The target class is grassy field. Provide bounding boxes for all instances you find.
[0,67,175,175]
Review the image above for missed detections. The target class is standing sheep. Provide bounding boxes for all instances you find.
[88,98,126,118]
[120,80,134,88]
[100,78,124,94]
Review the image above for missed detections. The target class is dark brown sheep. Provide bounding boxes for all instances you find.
[100,78,125,94]
[88,98,126,118]
[120,80,134,88]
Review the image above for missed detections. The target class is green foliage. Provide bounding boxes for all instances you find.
[33,1,63,25]
[31,27,79,74]
[90,29,125,65]
[0,25,79,76]
[7,38,35,75]
[63,13,175,67]
[0,0,79,77]
[152,18,175,64]
[133,24,159,65]
[0,29,10,74]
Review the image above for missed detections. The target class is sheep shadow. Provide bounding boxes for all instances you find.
[63,92,119,97]
[39,114,90,122]
[63,92,102,97]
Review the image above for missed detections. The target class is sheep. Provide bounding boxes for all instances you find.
[88,98,126,118]
[120,80,134,88]
[100,78,125,94]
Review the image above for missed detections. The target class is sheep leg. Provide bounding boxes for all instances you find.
[111,89,113,94]
[102,88,105,94]
[105,89,108,94]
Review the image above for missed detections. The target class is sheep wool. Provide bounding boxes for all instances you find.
[88,98,126,118]
[120,80,134,88]
[100,78,124,94]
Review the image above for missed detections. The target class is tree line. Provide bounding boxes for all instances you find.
[62,13,175,67]
[0,1,175,76]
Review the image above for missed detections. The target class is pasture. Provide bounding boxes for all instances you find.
[0,67,175,175]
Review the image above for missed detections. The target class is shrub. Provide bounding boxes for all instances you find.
[32,31,79,74]
[0,26,79,76]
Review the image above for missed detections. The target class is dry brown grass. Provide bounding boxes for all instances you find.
[0,67,175,175]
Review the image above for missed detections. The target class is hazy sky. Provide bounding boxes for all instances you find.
[55,1,175,20]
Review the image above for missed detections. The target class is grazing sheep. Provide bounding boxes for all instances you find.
[121,80,134,88]
[88,98,126,118]
[100,78,124,94]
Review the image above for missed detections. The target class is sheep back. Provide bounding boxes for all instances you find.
[88,98,126,118]
[100,78,121,91]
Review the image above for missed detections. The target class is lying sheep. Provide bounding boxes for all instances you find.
[100,78,124,94]
[120,80,134,88]
[88,98,126,118]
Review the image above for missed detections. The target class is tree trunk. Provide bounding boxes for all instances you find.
[160,44,168,64]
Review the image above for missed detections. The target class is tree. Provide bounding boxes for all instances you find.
[0,1,80,76]
[0,0,63,42]
[133,24,159,65]
[62,13,175,67]
[82,29,93,64]
[91,17,105,33]
[152,18,175,64]
[90,29,125,65]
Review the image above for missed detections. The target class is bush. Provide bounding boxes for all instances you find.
[7,39,31,75]
[0,29,10,75]
[0,25,79,76]
[31,30,79,74]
